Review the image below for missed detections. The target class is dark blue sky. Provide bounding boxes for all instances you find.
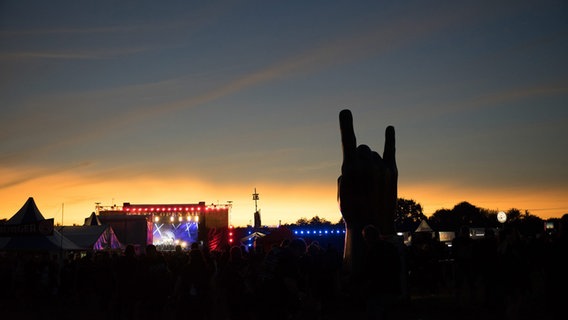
[1,0,567,226]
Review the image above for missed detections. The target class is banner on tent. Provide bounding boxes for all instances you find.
[0,218,54,236]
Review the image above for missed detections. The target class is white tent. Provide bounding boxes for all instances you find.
[240,231,266,244]
[414,220,434,233]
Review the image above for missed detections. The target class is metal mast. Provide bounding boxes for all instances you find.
[252,188,259,212]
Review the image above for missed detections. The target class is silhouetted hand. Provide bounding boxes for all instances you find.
[338,109,398,276]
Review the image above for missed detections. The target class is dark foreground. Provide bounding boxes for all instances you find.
[1,283,556,320]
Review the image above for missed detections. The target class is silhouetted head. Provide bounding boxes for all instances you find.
[146,244,157,257]
[307,242,321,255]
[280,239,291,248]
[459,225,470,237]
[289,238,307,256]
[362,224,380,243]
[230,245,242,261]
[558,213,568,238]
[124,244,135,257]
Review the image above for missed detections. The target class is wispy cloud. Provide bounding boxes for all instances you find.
[0,46,151,61]
[0,161,92,190]
[0,2,533,167]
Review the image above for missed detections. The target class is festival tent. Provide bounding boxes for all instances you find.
[0,230,81,251]
[84,211,102,226]
[240,231,266,244]
[5,196,46,225]
[412,219,435,241]
[0,197,82,251]
[414,219,434,233]
[255,226,294,251]
[57,224,123,251]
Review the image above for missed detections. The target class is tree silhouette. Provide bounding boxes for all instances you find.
[506,208,523,223]
[308,215,332,226]
[430,202,491,232]
[395,198,427,231]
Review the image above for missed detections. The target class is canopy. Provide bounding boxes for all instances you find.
[0,197,81,251]
[240,231,265,244]
[415,220,434,233]
[6,197,46,225]
[84,212,102,226]
[57,225,123,251]
[255,226,294,251]
[0,229,82,251]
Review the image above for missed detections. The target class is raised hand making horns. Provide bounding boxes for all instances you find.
[337,109,398,275]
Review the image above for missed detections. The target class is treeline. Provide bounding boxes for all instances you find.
[286,198,563,237]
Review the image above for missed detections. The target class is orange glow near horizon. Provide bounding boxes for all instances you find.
[1,167,567,228]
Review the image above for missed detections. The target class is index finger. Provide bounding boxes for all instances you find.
[383,125,396,166]
[340,109,357,164]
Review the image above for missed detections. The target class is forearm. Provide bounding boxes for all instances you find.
[342,223,366,280]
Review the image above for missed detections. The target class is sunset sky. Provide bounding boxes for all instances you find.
[1,0,567,227]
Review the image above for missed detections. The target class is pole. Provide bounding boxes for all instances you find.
[252,188,259,213]
[60,203,64,259]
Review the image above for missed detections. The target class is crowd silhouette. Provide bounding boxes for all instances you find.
[1,109,566,320]
[1,220,567,320]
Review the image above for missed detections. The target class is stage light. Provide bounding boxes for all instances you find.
[170,216,174,222]
[228,225,234,244]
[195,216,199,222]
[154,217,160,222]
[178,216,183,222]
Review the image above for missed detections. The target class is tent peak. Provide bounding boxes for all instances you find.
[7,197,46,225]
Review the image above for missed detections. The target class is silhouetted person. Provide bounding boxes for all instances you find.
[452,225,475,306]
[218,245,253,320]
[137,244,172,320]
[114,244,140,320]
[544,214,568,317]
[476,227,499,311]
[174,243,211,320]
[75,250,96,304]
[496,226,528,319]
[361,224,401,320]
